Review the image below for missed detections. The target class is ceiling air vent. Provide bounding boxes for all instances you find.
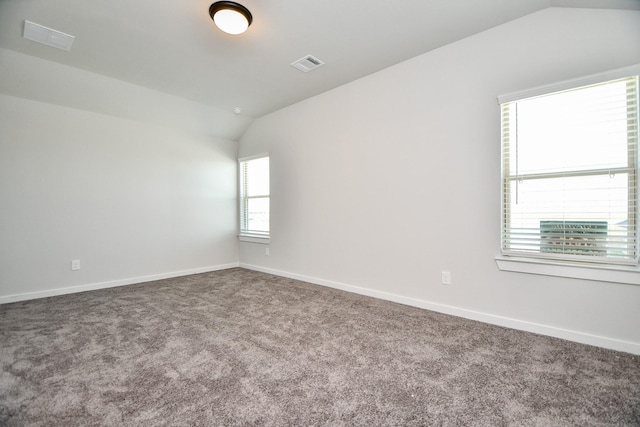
[291,55,325,73]
[23,20,75,51]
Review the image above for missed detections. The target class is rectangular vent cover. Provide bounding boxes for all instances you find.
[23,20,75,51]
[291,55,325,73]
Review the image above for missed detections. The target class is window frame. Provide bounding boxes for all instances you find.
[238,153,270,244]
[496,65,640,284]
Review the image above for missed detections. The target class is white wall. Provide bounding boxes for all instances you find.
[238,8,640,353]
[0,48,253,141]
[0,93,239,302]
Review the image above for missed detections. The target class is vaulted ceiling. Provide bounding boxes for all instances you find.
[0,0,638,138]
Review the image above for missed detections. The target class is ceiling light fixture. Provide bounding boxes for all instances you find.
[209,1,252,35]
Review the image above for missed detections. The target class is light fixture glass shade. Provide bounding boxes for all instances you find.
[209,2,252,35]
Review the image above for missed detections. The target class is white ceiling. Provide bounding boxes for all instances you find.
[0,0,638,122]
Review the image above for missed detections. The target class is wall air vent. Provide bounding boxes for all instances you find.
[291,55,325,73]
[23,20,75,51]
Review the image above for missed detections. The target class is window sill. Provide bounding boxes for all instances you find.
[239,234,270,244]
[495,255,640,285]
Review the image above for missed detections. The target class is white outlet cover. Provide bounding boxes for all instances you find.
[441,271,451,285]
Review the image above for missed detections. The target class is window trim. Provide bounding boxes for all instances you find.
[238,153,270,242]
[497,64,640,105]
[239,234,270,244]
[495,255,640,285]
[497,65,640,282]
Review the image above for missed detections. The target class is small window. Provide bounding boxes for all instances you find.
[500,73,638,266]
[239,155,269,240]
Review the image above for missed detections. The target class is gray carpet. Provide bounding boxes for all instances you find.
[1,268,639,426]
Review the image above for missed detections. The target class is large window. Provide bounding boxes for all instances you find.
[239,154,269,240]
[500,72,638,266]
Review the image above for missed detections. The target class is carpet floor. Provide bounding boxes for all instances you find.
[1,268,639,426]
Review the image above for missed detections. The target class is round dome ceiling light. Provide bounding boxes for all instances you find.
[209,2,253,35]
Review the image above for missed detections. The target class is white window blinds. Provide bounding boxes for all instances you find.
[500,73,639,265]
[239,155,270,237]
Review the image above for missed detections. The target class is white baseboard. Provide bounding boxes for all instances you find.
[0,262,240,304]
[240,263,640,355]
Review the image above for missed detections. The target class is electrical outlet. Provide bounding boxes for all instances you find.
[265,247,270,256]
[71,260,81,271]
[441,271,451,285]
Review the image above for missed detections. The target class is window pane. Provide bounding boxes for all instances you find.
[246,157,269,197]
[247,197,269,233]
[509,80,630,175]
[505,174,633,258]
